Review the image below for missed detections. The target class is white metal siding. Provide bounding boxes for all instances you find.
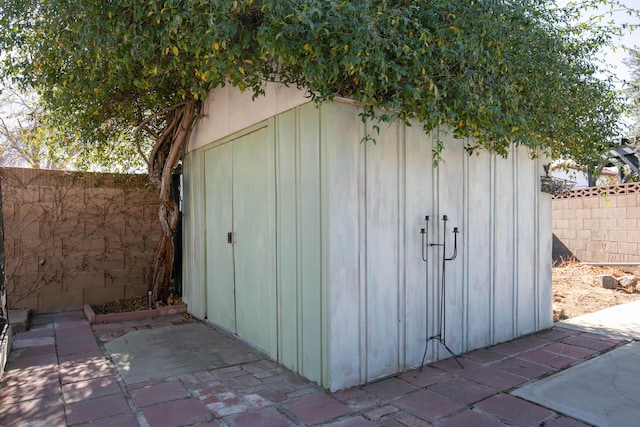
[319,102,552,390]
[183,96,553,392]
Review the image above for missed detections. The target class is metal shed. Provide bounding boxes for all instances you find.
[182,83,553,391]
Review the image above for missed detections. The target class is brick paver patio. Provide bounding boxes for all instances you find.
[1,310,625,426]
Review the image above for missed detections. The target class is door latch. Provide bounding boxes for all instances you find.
[227,232,234,244]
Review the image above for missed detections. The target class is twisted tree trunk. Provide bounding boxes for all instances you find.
[146,101,199,302]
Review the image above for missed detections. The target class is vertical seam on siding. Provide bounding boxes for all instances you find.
[274,116,283,365]
[200,151,207,319]
[361,111,368,383]
[271,118,280,361]
[512,148,518,336]
[294,109,303,374]
[534,155,540,330]
[432,128,440,362]
[318,104,328,388]
[462,139,470,353]
[490,153,496,344]
[398,123,406,370]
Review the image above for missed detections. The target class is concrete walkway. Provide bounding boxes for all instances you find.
[559,300,640,341]
[0,308,636,426]
[513,302,640,427]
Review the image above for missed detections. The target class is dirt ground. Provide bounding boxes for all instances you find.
[91,294,183,315]
[552,260,640,321]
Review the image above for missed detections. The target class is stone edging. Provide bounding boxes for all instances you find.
[83,303,187,324]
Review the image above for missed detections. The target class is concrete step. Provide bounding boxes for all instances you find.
[9,309,30,333]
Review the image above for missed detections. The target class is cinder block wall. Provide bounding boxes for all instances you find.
[552,182,640,263]
[0,167,161,312]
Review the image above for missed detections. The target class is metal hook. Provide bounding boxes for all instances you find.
[420,216,429,262]
[445,227,458,261]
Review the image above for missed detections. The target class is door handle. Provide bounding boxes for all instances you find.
[227,232,234,244]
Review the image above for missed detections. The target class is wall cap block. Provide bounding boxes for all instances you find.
[83,303,187,324]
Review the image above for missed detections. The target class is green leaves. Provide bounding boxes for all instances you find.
[0,0,635,168]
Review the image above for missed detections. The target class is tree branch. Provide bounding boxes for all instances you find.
[134,101,192,137]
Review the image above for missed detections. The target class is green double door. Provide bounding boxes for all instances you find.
[204,127,277,357]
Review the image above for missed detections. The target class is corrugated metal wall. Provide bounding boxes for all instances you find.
[182,99,553,391]
[320,102,552,390]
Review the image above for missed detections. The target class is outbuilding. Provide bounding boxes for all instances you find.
[181,83,553,391]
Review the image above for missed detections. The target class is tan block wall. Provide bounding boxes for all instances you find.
[552,183,640,263]
[1,167,161,313]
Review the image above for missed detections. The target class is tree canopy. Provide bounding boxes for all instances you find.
[0,85,148,171]
[0,87,64,169]
[1,0,637,298]
[1,0,636,164]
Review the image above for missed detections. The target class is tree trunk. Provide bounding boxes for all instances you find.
[147,101,199,302]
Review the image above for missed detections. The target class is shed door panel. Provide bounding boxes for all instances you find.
[204,127,276,357]
[232,128,276,355]
[204,143,236,332]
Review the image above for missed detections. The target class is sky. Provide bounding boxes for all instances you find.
[598,1,640,87]
[570,0,640,133]
[566,0,640,89]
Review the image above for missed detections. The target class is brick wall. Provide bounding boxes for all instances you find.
[0,167,161,312]
[552,182,640,263]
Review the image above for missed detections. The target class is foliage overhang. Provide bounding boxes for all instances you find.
[0,0,635,166]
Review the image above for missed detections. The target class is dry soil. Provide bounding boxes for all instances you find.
[552,260,640,321]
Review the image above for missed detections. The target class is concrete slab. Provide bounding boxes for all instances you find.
[512,341,640,427]
[104,322,262,384]
[559,300,640,340]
